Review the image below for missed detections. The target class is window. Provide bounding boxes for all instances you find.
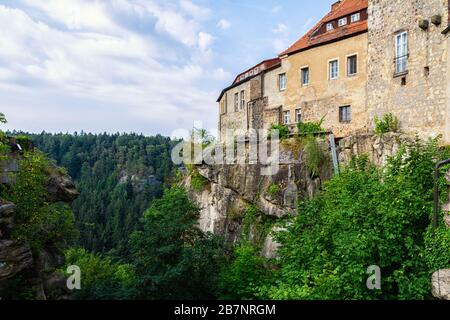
[326,23,334,31]
[339,106,351,123]
[240,90,245,110]
[295,108,302,123]
[395,31,408,74]
[338,17,347,27]
[347,55,357,76]
[279,73,286,91]
[301,67,310,86]
[351,13,361,23]
[283,110,291,125]
[329,59,339,80]
[234,93,239,112]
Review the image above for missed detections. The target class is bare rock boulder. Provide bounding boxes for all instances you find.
[432,269,450,300]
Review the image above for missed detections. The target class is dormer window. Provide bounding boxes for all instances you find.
[338,17,347,27]
[351,13,361,23]
[326,23,334,31]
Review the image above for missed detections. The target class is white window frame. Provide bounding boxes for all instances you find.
[338,17,347,27]
[279,73,287,91]
[395,31,408,74]
[346,54,358,76]
[329,58,339,80]
[240,90,245,110]
[283,110,291,125]
[351,13,361,23]
[326,23,334,31]
[295,108,302,123]
[234,93,239,112]
[300,66,310,86]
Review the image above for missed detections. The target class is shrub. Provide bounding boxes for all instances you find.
[267,138,450,300]
[303,135,326,176]
[374,113,399,135]
[268,124,290,140]
[218,243,274,300]
[4,151,78,249]
[297,117,325,135]
[191,170,208,192]
[267,184,281,197]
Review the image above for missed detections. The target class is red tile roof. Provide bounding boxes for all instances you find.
[232,58,281,85]
[217,58,281,102]
[280,0,368,56]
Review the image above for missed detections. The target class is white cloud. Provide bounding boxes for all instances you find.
[0,1,222,135]
[217,19,231,30]
[198,31,214,52]
[179,0,211,20]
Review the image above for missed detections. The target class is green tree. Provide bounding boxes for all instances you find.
[129,187,225,299]
[266,138,450,300]
[64,248,138,300]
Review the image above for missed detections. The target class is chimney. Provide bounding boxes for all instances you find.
[331,1,342,11]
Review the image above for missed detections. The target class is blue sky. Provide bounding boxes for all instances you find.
[0,0,334,137]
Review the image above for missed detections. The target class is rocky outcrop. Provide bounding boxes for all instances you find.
[45,166,79,203]
[0,161,78,300]
[187,137,332,257]
[0,240,33,281]
[338,132,411,166]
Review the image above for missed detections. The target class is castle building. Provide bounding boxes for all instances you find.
[217,0,450,144]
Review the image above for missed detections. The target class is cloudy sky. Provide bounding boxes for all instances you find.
[0,0,333,136]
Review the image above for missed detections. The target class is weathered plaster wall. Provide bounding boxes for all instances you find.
[367,0,449,144]
[282,32,369,138]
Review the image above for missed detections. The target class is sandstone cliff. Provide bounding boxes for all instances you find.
[0,156,78,300]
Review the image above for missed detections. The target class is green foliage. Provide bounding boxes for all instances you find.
[218,243,274,300]
[269,124,290,140]
[129,187,225,299]
[303,135,326,177]
[17,132,176,256]
[0,112,7,124]
[267,183,281,197]
[297,116,325,135]
[265,138,448,300]
[64,248,138,300]
[375,113,399,135]
[2,151,77,249]
[191,170,208,192]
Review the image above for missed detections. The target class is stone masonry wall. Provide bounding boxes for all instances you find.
[367,0,449,144]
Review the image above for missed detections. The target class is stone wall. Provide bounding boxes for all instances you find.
[281,32,369,138]
[367,0,449,144]
[338,132,412,166]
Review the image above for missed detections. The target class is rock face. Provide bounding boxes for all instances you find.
[338,132,411,167]
[0,162,78,300]
[0,240,33,281]
[432,269,450,300]
[45,166,79,203]
[187,138,333,257]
